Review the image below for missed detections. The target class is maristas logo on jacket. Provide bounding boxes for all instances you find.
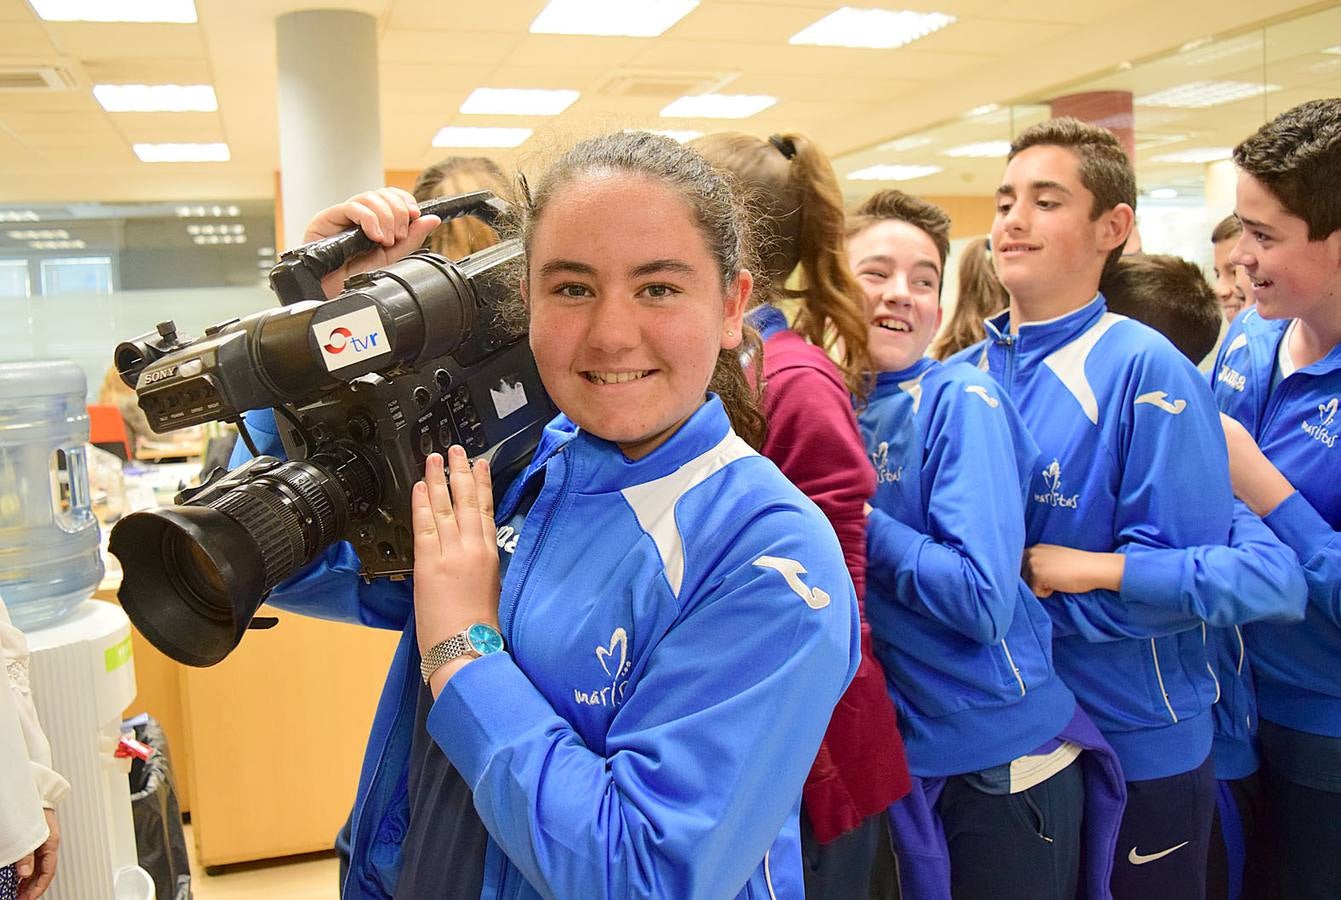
[1034,459,1080,509]
[574,627,633,708]
[1302,398,1339,448]
[870,441,903,484]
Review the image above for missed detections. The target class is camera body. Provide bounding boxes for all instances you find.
[109,194,555,665]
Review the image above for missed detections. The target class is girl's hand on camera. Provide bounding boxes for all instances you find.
[412,447,501,696]
[302,187,441,299]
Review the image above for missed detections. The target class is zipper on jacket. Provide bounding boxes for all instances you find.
[348,661,417,897]
[1000,639,1026,696]
[1150,638,1179,723]
[499,447,570,642]
[994,333,1017,392]
[1234,625,1246,675]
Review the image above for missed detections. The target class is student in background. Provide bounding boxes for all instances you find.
[234,132,861,900]
[411,156,508,259]
[956,117,1235,899]
[928,236,1009,361]
[693,130,908,899]
[849,189,1124,900]
[1026,252,1308,900]
[1211,98,1341,899]
[1212,215,1253,323]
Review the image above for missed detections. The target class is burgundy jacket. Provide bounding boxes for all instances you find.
[759,326,911,843]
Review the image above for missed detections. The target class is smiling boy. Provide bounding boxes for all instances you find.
[956,118,1236,898]
[1210,98,1341,897]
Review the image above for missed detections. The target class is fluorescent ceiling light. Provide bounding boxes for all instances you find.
[641,129,703,142]
[460,88,579,116]
[941,140,1011,158]
[530,0,699,36]
[0,211,40,222]
[1323,45,1341,56]
[187,223,244,236]
[1148,188,1179,199]
[1150,147,1233,164]
[8,229,68,240]
[1136,81,1280,108]
[30,0,197,22]
[432,127,532,148]
[134,143,229,162]
[847,164,942,181]
[29,240,86,249]
[176,205,240,217]
[94,84,217,112]
[660,94,776,119]
[789,7,954,49]
[879,135,935,152]
[193,234,245,245]
[962,103,1000,118]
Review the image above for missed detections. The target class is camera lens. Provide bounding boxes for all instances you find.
[110,449,378,666]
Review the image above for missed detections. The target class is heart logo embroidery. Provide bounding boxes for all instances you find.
[596,627,629,680]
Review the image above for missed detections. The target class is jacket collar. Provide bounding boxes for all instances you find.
[984,293,1109,363]
[1237,309,1341,376]
[872,356,937,390]
[529,394,740,495]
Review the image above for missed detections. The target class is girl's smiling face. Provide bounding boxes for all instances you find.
[848,218,943,372]
[524,171,749,459]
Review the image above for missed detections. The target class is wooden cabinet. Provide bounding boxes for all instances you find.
[102,574,400,868]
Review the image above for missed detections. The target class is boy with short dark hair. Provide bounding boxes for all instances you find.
[1101,254,1223,363]
[956,117,1238,898]
[1212,97,1341,897]
[1030,251,1308,900]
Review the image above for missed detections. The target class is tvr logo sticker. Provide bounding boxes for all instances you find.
[754,556,831,609]
[1135,391,1187,415]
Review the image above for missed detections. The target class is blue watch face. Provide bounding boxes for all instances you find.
[467,623,504,655]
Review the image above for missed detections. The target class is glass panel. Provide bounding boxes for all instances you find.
[40,257,113,296]
[0,260,29,298]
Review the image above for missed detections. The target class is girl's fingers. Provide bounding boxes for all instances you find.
[446,446,483,546]
[424,453,457,552]
[410,481,438,551]
[474,457,496,544]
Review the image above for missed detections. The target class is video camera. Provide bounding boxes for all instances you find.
[108,192,554,666]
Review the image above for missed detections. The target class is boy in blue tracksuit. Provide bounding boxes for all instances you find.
[1211,98,1341,897]
[228,132,862,899]
[848,190,1124,899]
[1023,252,1308,899]
[954,118,1239,899]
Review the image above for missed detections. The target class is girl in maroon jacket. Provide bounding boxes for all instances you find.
[695,130,911,898]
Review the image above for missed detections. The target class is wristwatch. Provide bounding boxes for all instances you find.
[420,623,505,684]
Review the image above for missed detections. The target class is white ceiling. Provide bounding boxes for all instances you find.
[0,0,1334,204]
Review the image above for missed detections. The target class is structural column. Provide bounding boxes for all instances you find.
[275,10,382,250]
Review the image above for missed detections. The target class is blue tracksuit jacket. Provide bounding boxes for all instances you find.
[1212,309,1341,738]
[234,397,860,898]
[955,296,1235,781]
[858,357,1075,777]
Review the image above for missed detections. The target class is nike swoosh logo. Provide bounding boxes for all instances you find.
[1134,391,1187,415]
[964,384,1000,408]
[1128,841,1190,865]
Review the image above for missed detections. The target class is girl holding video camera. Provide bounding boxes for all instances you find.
[239,131,860,900]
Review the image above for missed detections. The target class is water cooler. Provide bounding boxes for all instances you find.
[0,360,153,900]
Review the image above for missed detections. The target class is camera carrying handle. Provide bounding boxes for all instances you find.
[268,191,513,306]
